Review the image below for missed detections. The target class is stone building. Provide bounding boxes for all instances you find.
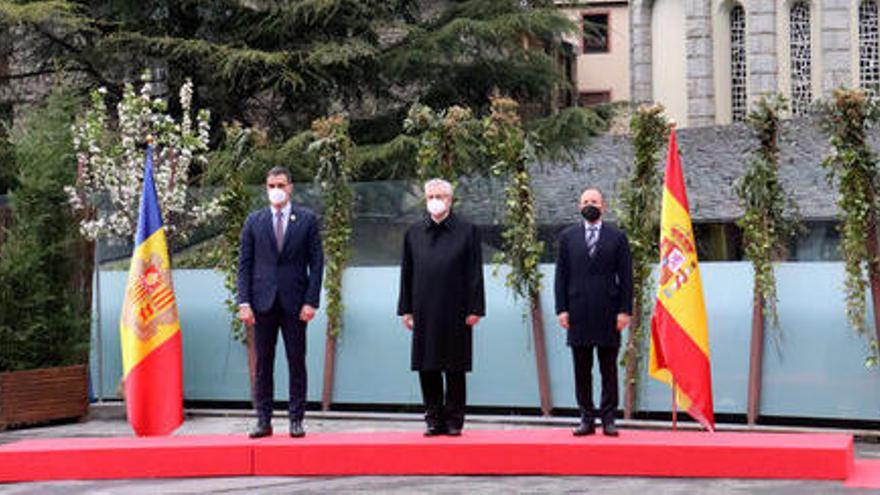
[630,0,880,127]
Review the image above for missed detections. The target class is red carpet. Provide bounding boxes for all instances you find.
[0,435,253,481]
[0,429,855,482]
[845,459,880,489]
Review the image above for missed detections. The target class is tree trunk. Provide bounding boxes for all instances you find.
[747,288,765,426]
[623,299,641,420]
[0,203,11,245]
[867,214,880,363]
[530,292,553,416]
[321,332,338,411]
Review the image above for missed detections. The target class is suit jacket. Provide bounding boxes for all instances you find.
[237,204,324,315]
[554,222,633,347]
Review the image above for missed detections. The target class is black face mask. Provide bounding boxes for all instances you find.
[581,205,601,222]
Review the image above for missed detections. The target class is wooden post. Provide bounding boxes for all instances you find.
[623,300,641,419]
[530,293,553,416]
[867,214,880,364]
[746,289,765,425]
[321,334,337,411]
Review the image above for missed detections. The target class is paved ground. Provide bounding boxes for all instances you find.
[1,408,879,494]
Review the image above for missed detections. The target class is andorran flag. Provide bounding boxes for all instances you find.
[119,145,183,436]
[649,127,715,431]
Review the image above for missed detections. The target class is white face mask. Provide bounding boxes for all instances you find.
[268,187,288,206]
[427,198,447,216]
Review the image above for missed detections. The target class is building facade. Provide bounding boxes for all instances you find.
[631,0,880,127]
[558,2,632,105]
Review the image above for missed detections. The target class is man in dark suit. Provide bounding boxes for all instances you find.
[237,166,323,439]
[554,187,633,437]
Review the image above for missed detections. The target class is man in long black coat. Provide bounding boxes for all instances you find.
[554,187,633,437]
[398,178,485,437]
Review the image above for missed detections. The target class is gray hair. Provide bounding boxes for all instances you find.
[423,178,454,197]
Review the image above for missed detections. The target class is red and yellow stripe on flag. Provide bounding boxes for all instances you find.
[649,128,715,431]
[119,145,183,436]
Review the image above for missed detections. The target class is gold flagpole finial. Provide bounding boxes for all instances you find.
[146,135,155,145]
[667,119,677,129]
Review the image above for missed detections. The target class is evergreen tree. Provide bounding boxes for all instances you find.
[3,1,602,180]
[0,87,89,371]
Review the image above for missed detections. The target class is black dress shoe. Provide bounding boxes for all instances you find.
[602,422,620,437]
[289,421,305,438]
[248,423,273,439]
[424,425,447,437]
[572,422,596,436]
[446,426,462,436]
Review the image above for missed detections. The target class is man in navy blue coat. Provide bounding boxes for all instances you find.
[238,167,324,438]
[554,187,633,437]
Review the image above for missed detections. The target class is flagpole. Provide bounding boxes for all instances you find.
[668,119,678,434]
[94,248,103,403]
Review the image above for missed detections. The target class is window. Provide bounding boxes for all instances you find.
[583,13,610,53]
[789,2,812,116]
[860,0,880,96]
[579,91,611,106]
[730,4,747,122]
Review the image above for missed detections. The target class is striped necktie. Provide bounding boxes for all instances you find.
[586,226,599,257]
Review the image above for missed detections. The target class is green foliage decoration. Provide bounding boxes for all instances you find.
[205,122,262,343]
[482,97,543,302]
[735,94,801,333]
[818,88,880,366]
[309,115,355,338]
[615,103,667,395]
[403,104,480,184]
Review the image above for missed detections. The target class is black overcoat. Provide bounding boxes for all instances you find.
[397,213,486,372]
[554,222,633,347]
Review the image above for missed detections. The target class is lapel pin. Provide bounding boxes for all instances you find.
[290,213,297,222]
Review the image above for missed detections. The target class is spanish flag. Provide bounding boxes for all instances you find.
[119,145,183,436]
[649,128,715,431]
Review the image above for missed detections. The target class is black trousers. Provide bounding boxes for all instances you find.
[572,345,619,424]
[253,297,307,424]
[419,371,466,429]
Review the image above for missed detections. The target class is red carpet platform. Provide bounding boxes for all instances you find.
[0,429,856,483]
[845,460,880,489]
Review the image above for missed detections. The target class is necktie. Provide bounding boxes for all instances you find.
[586,226,598,257]
[275,210,284,252]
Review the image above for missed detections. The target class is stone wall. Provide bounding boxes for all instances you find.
[686,0,716,126]
[630,0,653,103]
[820,0,854,94]
[746,0,779,99]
